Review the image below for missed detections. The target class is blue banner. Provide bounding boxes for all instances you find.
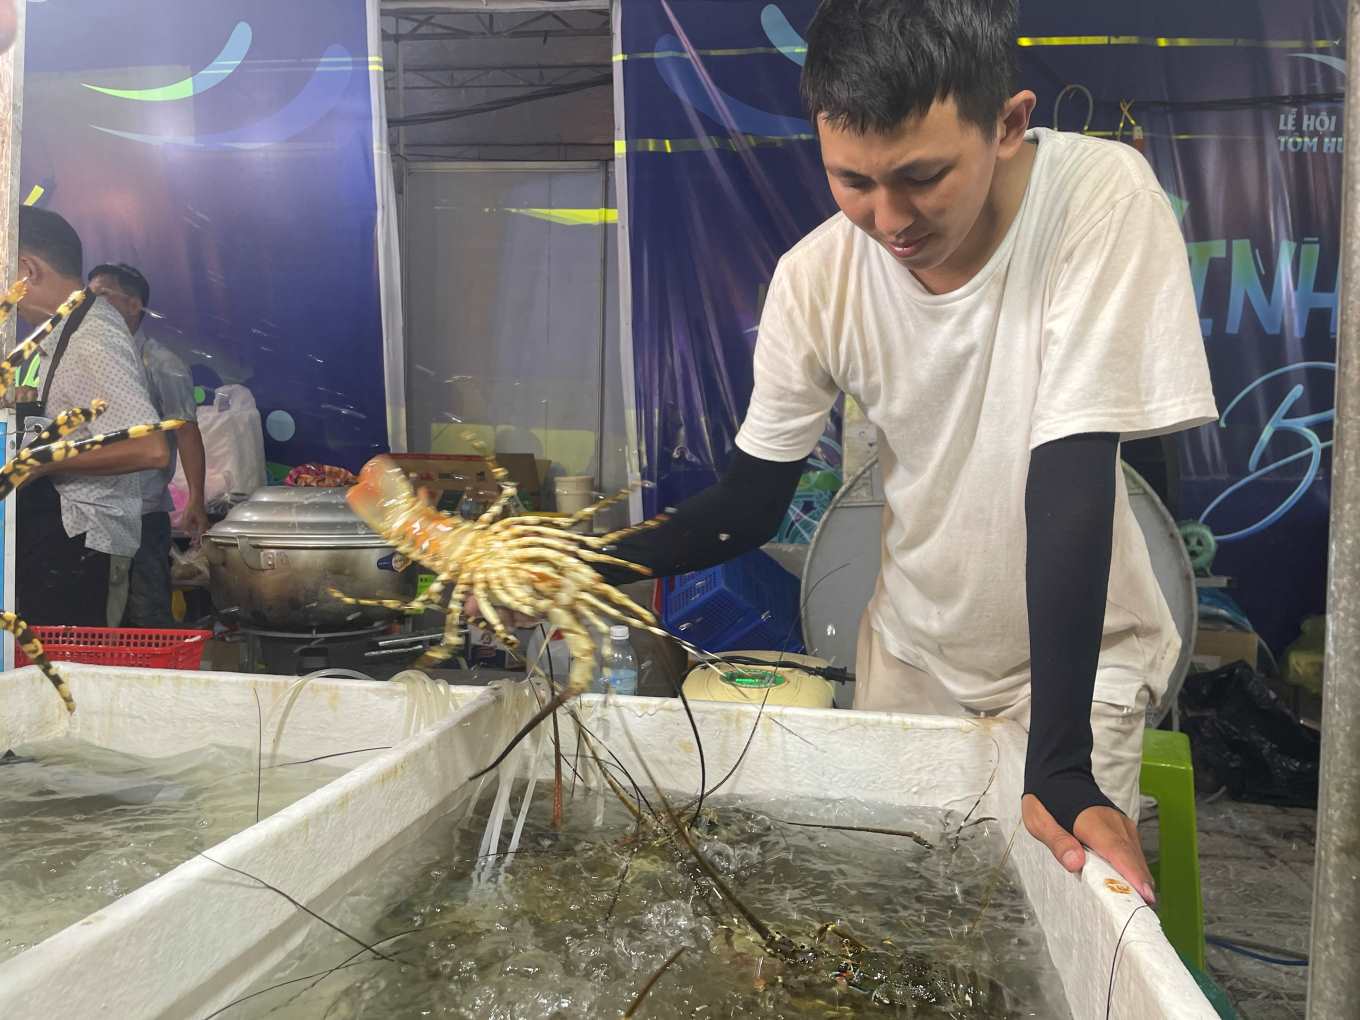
[21,0,386,474]
[620,0,1342,650]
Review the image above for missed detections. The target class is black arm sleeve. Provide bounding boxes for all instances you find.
[594,448,805,586]
[1022,432,1121,832]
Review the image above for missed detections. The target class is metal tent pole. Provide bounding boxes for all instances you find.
[395,25,407,161]
[1307,2,1360,1015]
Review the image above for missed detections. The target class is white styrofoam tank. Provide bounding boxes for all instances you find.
[0,665,1214,1018]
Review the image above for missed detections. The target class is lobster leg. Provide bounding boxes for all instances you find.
[0,288,88,397]
[0,402,109,495]
[27,401,108,447]
[0,418,187,501]
[471,575,519,651]
[0,279,29,328]
[326,587,449,615]
[0,611,74,713]
[413,573,471,669]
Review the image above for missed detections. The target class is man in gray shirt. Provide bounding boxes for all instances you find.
[14,207,168,625]
[89,264,208,627]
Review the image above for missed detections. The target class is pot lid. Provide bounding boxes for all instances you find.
[207,485,388,544]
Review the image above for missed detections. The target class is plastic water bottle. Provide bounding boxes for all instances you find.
[458,488,480,520]
[597,625,638,696]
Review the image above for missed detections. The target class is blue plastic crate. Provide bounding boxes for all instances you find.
[662,549,804,654]
[704,611,805,654]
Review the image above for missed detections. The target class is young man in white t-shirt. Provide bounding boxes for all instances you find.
[505,0,1215,900]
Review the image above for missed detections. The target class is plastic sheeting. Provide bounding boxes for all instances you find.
[618,1,840,525]
[618,0,1341,648]
[400,163,631,498]
[368,0,407,455]
[170,384,267,511]
[20,1,392,474]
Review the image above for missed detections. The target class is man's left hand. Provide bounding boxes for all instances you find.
[1021,793,1156,904]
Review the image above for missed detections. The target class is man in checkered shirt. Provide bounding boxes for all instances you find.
[14,207,169,625]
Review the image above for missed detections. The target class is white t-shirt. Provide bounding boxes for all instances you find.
[736,128,1219,711]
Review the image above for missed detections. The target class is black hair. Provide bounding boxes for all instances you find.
[801,0,1017,134]
[17,205,83,280]
[89,262,151,307]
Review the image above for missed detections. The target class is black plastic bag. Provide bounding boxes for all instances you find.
[1178,661,1320,807]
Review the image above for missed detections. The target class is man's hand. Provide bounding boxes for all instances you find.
[415,484,538,630]
[463,594,539,630]
[180,501,210,541]
[1022,793,1156,904]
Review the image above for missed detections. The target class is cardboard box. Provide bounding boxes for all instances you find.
[389,453,487,492]
[1192,627,1260,670]
[494,453,543,510]
[390,451,544,511]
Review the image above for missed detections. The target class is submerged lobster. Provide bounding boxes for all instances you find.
[735,923,1014,1014]
[0,282,187,713]
[331,451,664,696]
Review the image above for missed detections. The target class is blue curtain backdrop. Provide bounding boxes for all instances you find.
[20,1,387,474]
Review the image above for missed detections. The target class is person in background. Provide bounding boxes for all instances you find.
[14,207,168,625]
[89,264,208,627]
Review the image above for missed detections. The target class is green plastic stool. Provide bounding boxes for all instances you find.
[1140,729,1206,970]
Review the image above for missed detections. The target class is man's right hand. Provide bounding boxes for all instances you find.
[1022,793,1156,905]
[463,594,539,630]
[424,487,538,628]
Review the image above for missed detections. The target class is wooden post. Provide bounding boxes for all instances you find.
[0,0,23,335]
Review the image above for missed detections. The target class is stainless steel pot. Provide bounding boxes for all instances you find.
[205,486,418,630]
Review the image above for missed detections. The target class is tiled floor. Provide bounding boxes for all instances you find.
[1143,799,1315,1019]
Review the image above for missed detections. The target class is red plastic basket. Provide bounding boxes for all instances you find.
[14,627,212,670]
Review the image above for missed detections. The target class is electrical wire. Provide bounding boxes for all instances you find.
[1199,784,1230,805]
[1206,934,1309,966]
[1105,904,1152,1019]
[1062,90,1341,143]
[1073,91,1339,119]
[1115,99,1139,145]
[1118,91,1341,112]
[1053,84,1094,133]
[679,652,854,685]
[388,75,610,128]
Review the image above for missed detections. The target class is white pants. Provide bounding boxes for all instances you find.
[854,612,1147,819]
